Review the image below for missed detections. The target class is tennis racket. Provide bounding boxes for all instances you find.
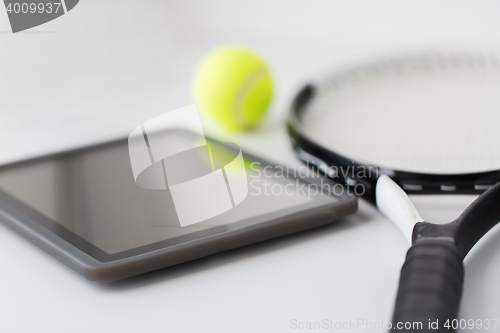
[287,52,500,332]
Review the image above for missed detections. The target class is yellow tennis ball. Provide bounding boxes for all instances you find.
[194,46,273,131]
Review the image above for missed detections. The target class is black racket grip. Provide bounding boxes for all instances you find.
[391,239,464,332]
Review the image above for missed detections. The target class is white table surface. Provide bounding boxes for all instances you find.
[1,1,500,332]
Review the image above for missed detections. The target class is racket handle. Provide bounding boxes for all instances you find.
[391,239,464,332]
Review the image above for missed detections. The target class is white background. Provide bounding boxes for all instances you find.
[1,1,500,332]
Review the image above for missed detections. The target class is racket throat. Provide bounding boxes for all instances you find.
[412,222,459,250]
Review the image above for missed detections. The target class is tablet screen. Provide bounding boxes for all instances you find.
[0,131,335,258]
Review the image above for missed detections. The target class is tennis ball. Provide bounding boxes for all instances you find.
[194,46,273,131]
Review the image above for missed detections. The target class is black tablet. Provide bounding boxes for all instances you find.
[0,129,356,281]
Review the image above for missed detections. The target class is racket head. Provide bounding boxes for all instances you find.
[288,52,500,203]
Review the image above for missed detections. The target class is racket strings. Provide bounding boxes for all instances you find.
[299,52,500,175]
[317,52,500,94]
